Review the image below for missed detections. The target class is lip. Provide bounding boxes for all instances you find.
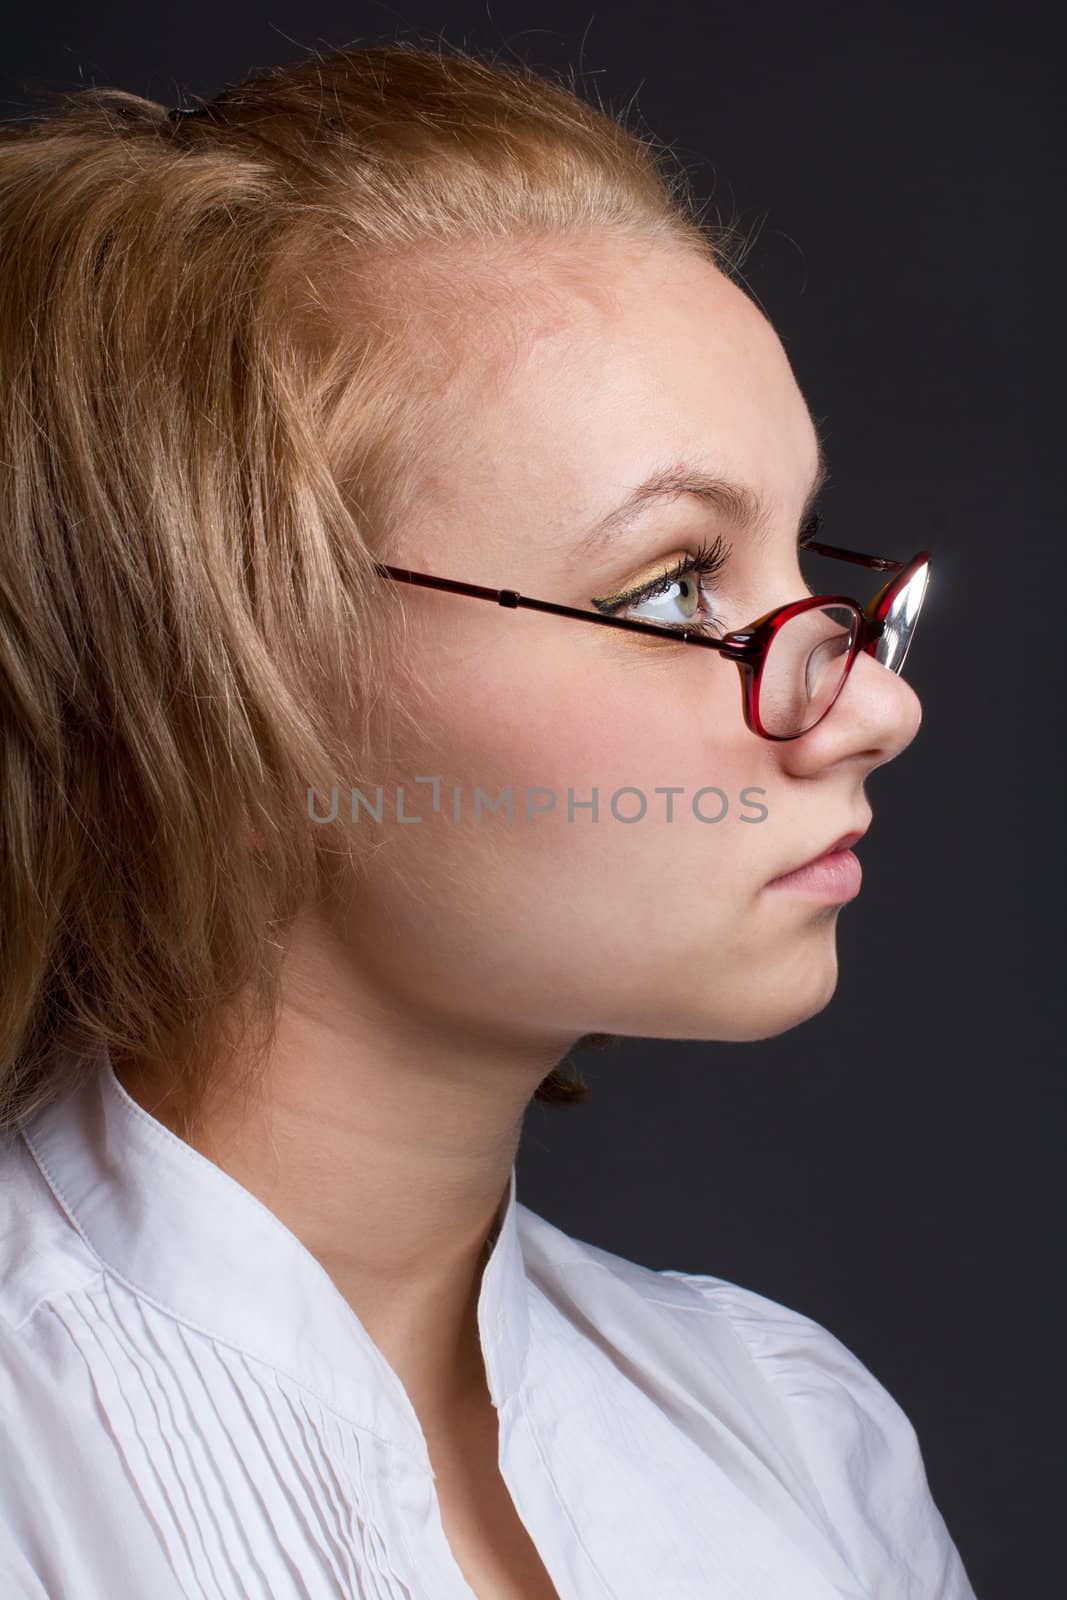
[817,828,867,864]
[771,827,868,881]
[764,825,870,899]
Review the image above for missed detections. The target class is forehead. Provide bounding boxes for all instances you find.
[406,238,820,562]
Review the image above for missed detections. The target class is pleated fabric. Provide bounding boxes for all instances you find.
[1,1050,977,1599]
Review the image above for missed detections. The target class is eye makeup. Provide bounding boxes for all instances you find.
[587,504,826,640]
[589,532,731,637]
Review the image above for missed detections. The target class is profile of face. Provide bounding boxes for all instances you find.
[323,238,922,1052]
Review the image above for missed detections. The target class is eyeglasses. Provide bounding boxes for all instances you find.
[373,534,931,741]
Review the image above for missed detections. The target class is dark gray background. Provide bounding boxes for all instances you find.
[3,4,1061,1593]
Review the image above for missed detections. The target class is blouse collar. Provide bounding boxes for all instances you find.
[19,1044,529,1457]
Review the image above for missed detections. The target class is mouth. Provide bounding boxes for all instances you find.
[764,825,870,898]
[819,828,867,862]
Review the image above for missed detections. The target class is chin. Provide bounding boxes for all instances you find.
[749,989,838,1040]
[647,977,839,1045]
[713,942,842,1042]
[600,918,844,1043]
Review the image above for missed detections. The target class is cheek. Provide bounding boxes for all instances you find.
[331,632,819,1038]
[314,600,848,1046]
[379,632,771,918]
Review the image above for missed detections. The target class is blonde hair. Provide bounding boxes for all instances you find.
[0,39,748,1141]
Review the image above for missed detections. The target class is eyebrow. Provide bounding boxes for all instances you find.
[571,434,830,560]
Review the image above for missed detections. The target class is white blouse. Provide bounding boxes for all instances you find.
[0,1050,976,1599]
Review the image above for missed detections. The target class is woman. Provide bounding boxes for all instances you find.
[0,39,975,1600]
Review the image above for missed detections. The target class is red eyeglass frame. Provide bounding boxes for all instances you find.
[373,536,932,741]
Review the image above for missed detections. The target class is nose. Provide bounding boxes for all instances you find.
[775,647,923,775]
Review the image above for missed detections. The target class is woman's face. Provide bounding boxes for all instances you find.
[332,238,922,1049]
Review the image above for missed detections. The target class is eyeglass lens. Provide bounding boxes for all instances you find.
[758,561,929,738]
[758,604,859,738]
[875,562,929,675]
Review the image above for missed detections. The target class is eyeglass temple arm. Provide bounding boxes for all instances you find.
[376,539,911,651]
[374,562,743,651]
[379,539,902,602]
[800,537,901,573]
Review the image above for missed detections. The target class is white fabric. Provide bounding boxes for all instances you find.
[0,1048,976,1599]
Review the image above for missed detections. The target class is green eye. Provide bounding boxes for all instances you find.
[591,534,730,637]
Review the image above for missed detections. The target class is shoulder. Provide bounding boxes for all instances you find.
[516,1204,976,1599]
[663,1270,976,1597]
[517,1200,894,1419]
[520,1198,912,1421]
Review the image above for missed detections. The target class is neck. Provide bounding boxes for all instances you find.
[113,910,572,1422]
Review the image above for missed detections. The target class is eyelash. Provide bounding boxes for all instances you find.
[798,508,822,548]
[590,508,825,638]
[591,532,731,637]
